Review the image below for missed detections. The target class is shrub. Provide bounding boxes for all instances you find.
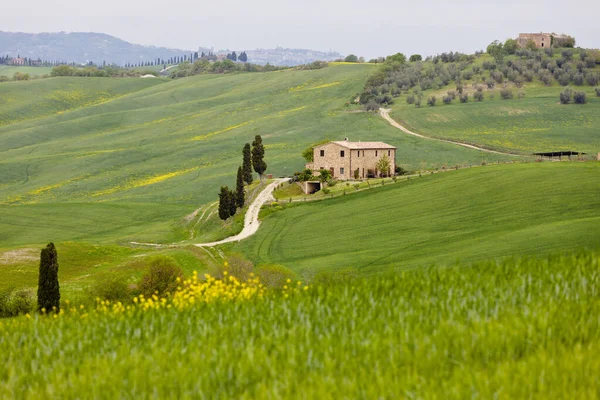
[595,88,600,97]
[327,179,338,187]
[459,93,469,103]
[256,264,296,288]
[456,84,463,94]
[139,256,183,297]
[406,95,415,104]
[586,73,599,87]
[500,89,513,100]
[0,288,34,317]
[364,100,379,111]
[414,97,422,107]
[220,255,254,282]
[573,73,584,86]
[473,91,484,102]
[486,78,495,89]
[312,267,359,286]
[322,188,330,194]
[517,90,526,99]
[427,96,437,106]
[443,95,453,104]
[573,91,587,104]
[92,277,133,303]
[560,88,572,104]
[447,90,457,99]
[353,169,359,179]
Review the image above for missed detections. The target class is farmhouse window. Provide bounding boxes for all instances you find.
[357,151,360,158]
[340,150,345,157]
[340,168,345,175]
[320,150,325,157]
[375,150,378,156]
[388,150,391,156]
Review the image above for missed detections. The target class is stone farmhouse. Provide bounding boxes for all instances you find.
[307,139,396,180]
[517,32,572,49]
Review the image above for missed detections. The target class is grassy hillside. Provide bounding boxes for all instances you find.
[0,65,516,247]
[390,83,600,154]
[366,50,600,154]
[1,250,599,398]
[237,163,600,275]
[0,65,53,77]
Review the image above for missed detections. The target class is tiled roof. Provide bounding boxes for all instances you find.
[330,141,396,150]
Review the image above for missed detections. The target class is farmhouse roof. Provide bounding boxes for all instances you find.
[329,140,397,150]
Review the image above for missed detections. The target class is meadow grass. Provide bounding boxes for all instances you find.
[237,162,600,276]
[390,81,600,154]
[0,65,514,247]
[0,66,53,77]
[0,250,598,398]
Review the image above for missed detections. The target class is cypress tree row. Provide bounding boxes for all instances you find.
[218,186,231,220]
[236,166,245,208]
[37,242,60,313]
[242,143,253,184]
[251,135,267,179]
[228,189,237,217]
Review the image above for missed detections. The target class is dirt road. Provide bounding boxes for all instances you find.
[379,108,517,156]
[194,178,289,247]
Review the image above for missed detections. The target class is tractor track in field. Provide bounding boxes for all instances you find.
[379,108,518,156]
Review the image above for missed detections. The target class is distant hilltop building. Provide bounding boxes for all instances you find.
[9,57,26,66]
[517,33,574,49]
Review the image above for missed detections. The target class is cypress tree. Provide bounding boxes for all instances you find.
[251,135,267,179]
[218,186,231,220]
[236,166,245,208]
[242,143,253,184]
[228,189,237,216]
[37,243,60,313]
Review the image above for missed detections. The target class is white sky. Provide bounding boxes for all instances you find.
[1,0,598,58]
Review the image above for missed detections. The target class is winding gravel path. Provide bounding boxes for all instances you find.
[379,108,518,156]
[194,178,289,247]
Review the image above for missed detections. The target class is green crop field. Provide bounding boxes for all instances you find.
[0,65,53,77]
[0,64,516,248]
[1,250,599,398]
[237,162,600,276]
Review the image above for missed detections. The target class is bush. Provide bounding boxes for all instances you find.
[0,288,34,317]
[573,91,587,104]
[406,95,415,104]
[322,188,330,194]
[517,90,526,99]
[92,277,133,303]
[256,264,296,288]
[473,91,484,102]
[443,95,453,104]
[500,89,514,100]
[414,97,422,107]
[595,88,600,97]
[139,256,183,297]
[586,73,599,87]
[486,78,495,89]
[218,255,254,282]
[560,87,573,104]
[447,90,457,99]
[364,100,379,111]
[312,267,360,286]
[573,73,584,86]
[459,93,469,103]
[427,96,437,106]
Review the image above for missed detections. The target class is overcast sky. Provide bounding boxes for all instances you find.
[1,0,598,58]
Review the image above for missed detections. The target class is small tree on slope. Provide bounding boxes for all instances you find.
[242,143,253,184]
[37,243,60,313]
[236,166,245,208]
[251,135,267,180]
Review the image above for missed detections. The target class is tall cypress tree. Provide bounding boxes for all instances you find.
[37,243,60,313]
[242,143,253,184]
[228,189,237,217]
[251,135,267,180]
[218,186,231,220]
[236,166,245,208]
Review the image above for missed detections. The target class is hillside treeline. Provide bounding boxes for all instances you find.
[169,59,287,78]
[361,46,600,109]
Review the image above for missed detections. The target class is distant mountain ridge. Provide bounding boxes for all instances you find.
[0,31,344,66]
[0,31,200,65]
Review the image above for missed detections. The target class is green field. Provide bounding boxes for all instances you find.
[0,64,516,248]
[1,250,599,398]
[0,65,53,77]
[390,84,600,154]
[237,163,600,275]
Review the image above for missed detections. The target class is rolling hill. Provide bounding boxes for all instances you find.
[236,162,600,275]
[0,64,516,248]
